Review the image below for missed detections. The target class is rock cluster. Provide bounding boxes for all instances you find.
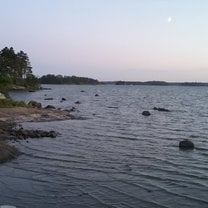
[11,128,58,140]
[28,100,42,108]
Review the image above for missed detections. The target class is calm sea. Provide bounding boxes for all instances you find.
[1,85,208,208]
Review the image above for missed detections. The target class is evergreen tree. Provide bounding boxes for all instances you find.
[0,46,39,90]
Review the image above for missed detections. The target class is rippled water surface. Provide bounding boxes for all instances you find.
[1,85,208,208]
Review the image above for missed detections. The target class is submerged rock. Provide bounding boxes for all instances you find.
[75,101,81,104]
[142,111,151,116]
[153,107,170,112]
[28,100,42,108]
[44,97,54,100]
[61,97,66,101]
[95,94,99,96]
[179,139,195,150]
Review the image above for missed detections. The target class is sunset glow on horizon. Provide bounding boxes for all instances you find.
[1,0,208,81]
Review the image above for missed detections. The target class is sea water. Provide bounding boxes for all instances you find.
[0,85,208,208]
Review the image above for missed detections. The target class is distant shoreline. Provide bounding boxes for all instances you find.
[38,74,208,86]
[100,81,208,86]
[40,81,208,87]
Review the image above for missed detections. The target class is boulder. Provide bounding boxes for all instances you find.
[0,93,6,100]
[61,97,66,101]
[179,139,195,150]
[28,100,42,108]
[142,111,151,116]
[153,107,170,112]
[95,94,99,96]
[44,97,53,100]
[75,101,81,104]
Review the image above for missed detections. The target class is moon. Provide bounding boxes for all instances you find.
[167,17,172,23]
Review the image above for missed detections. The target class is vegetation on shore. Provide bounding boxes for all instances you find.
[0,47,40,95]
[0,99,27,108]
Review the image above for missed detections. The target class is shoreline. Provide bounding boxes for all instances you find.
[0,106,75,163]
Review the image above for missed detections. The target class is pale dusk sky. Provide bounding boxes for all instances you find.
[1,0,208,81]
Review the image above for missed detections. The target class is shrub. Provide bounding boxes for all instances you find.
[0,99,27,108]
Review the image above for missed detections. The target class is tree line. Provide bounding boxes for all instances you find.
[0,47,99,94]
[0,47,39,92]
[39,74,99,85]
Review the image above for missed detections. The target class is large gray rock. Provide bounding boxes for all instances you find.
[179,139,195,150]
[28,100,42,108]
[142,111,151,116]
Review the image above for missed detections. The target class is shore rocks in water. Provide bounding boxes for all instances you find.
[69,107,76,112]
[28,100,42,108]
[60,97,67,103]
[44,97,54,100]
[95,94,99,97]
[44,105,56,109]
[142,111,151,116]
[40,87,52,90]
[179,139,195,150]
[75,101,81,104]
[153,107,170,112]
[11,128,59,139]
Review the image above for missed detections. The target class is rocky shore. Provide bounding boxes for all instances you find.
[0,105,75,163]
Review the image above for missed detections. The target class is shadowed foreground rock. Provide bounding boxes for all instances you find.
[0,142,20,163]
[179,139,195,150]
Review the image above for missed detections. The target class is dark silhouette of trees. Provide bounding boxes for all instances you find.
[40,74,99,85]
[0,47,39,90]
[0,47,33,83]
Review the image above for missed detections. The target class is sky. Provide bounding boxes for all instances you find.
[1,0,208,81]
